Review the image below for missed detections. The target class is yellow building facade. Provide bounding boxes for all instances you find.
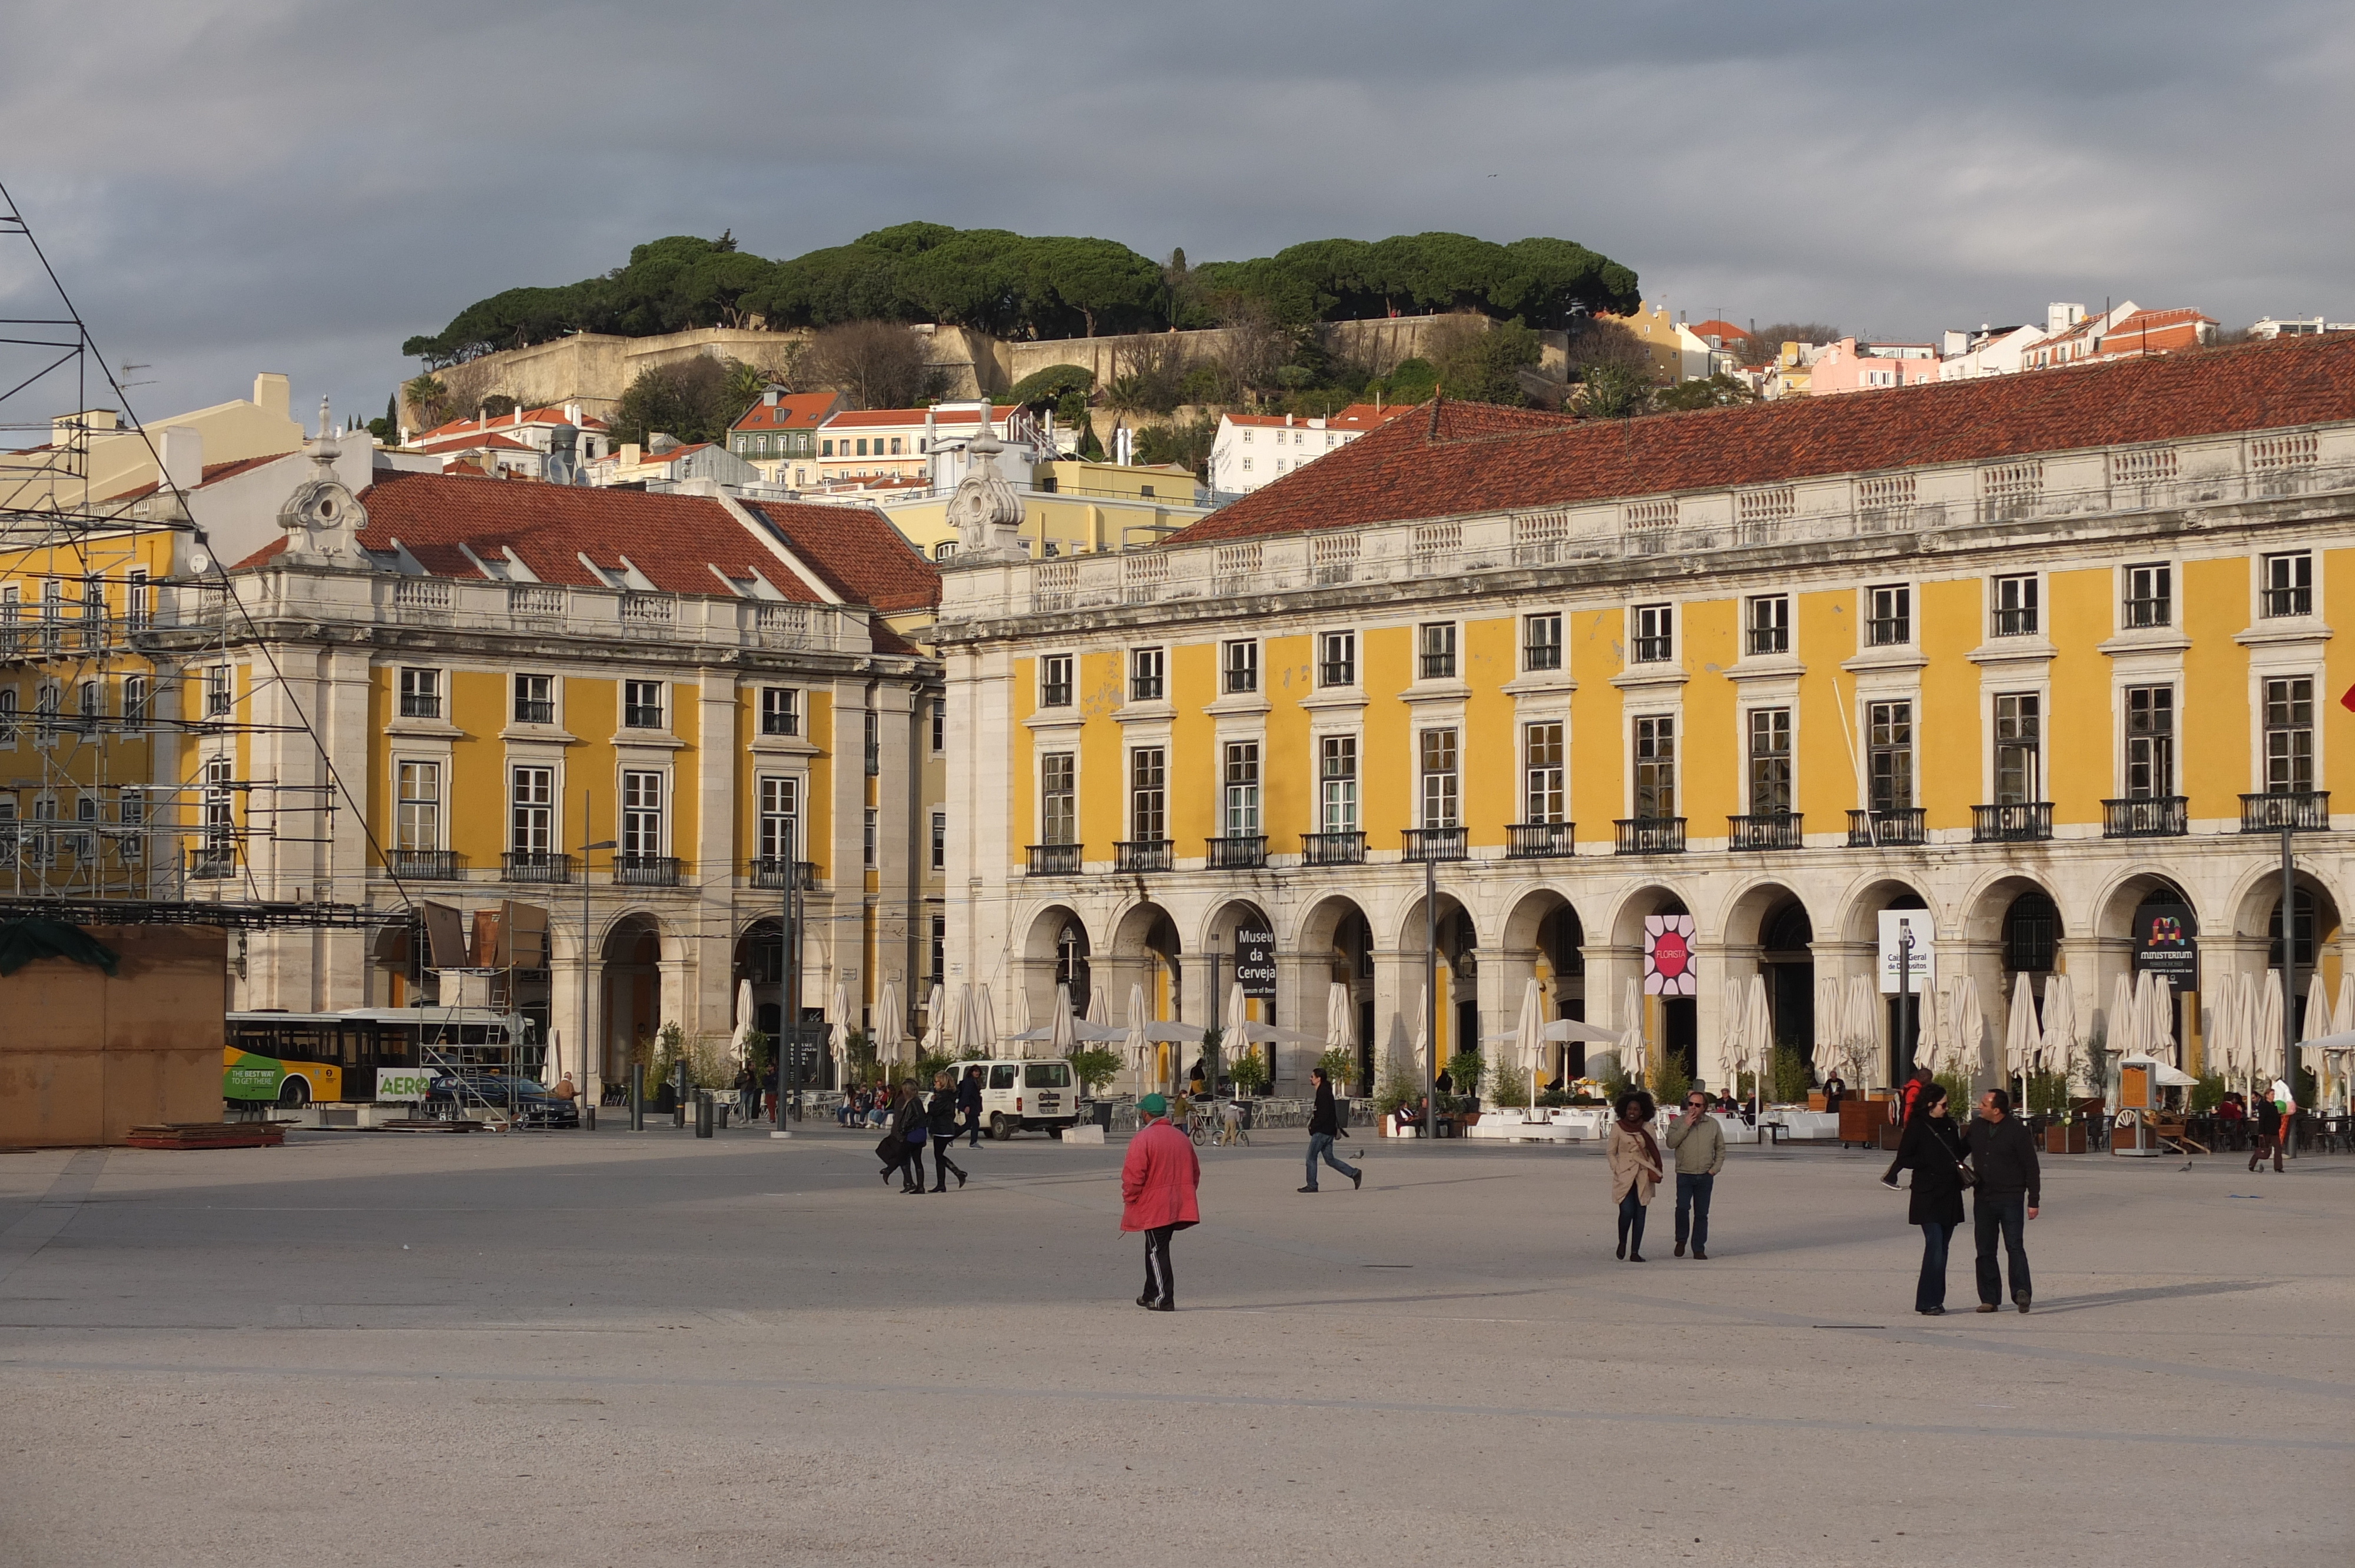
[937,337,2355,1099]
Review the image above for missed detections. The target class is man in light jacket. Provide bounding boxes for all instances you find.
[1121,1094,1200,1311]
[1665,1089,1726,1259]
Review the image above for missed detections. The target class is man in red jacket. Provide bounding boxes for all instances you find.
[1122,1093,1200,1312]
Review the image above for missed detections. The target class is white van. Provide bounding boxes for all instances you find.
[950,1058,1081,1140]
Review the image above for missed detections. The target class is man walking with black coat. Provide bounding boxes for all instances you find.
[1299,1067,1362,1192]
[1960,1087,2041,1313]
[957,1064,986,1147]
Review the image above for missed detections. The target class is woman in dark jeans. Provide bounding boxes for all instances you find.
[925,1071,968,1191]
[1890,1083,1968,1314]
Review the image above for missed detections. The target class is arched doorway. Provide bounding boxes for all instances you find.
[1503,889,1588,1089]
[734,917,785,1038]
[1300,896,1375,1090]
[1608,883,1698,1085]
[1397,893,1480,1077]
[601,913,662,1080]
[1760,899,1815,1070]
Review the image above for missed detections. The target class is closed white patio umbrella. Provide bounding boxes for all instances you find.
[2041,973,2078,1084]
[1744,972,1774,1109]
[1814,974,1843,1087]
[1512,976,1545,1113]
[1618,976,1647,1088]
[1717,977,1749,1100]
[1843,973,1879,1088]
[1409,988,1431,1082]
[974,984,999,1061]
[2004,972,2038,1111]
[1049,981,1078,1060]
[1125,983,1149,1097]
[731,978,757,1064]
[827,981,852,1086]
[1325,982,1356,1092]
[1011,982,1034,1058]
[874,981,903,1072]
[1953,975,1985,1090]
[920,982,946,1060]
[2108,972,2140,1074]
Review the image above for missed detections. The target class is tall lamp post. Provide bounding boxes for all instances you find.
[1425,855,1438,1139]
[575,790,616,1108]
[772,819,804,1138]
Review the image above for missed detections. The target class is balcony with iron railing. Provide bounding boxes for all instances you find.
[512,699,555,725]
[1116,839,1173,873]
[749,857,818,889]
[613,854,684,886]
[1728,812,1803,851]
[2102,796,2187,838]
[1847,808,1926,847]
[1972,803,2054,843]
[1614,817,1685,855]
[187,845,237,880]
[1027,843,1083,876]
[1205,834,1266,870]
[1299,830,1366,866]
[502,851,573,884]
[1402,826,1467,863]
[1507,822,1576,859]
[2240,790,2330,832]
[386,849,465,880]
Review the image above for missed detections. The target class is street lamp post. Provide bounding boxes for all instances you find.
[2280,825,2299,1158]
[1425,855,1438,1140]
[575,789,615,1118]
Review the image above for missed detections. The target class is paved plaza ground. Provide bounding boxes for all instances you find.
[0,1118,2347,1567]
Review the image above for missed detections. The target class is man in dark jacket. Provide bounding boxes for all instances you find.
[957,1064,986,1147]
[1960,1087,2041,1313]
[1299,1067,1363,1193]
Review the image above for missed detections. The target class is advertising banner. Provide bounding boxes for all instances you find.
[2133,903,2197,982]
[1644,914,1697,996]
[376,1067,435,1102]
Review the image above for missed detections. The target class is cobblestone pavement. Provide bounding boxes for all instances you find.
[1,1123,2347,1566]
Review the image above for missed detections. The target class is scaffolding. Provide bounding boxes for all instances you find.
[0,181,397,934]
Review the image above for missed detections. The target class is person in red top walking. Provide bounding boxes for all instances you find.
[1121,1093,1200,1312]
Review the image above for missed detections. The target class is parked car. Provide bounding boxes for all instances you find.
[423,1073,579,1128]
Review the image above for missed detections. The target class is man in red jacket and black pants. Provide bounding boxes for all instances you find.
[1122,1094,1200,1312]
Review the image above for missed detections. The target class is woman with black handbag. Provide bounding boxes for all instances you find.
[887,1080,930,1193]
[1890,1082,1971,1314]
[925,1071,967,1191]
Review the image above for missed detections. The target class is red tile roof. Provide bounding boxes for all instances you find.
[824,405,1018,429]
[1178,333,2355,546]
[1223,403,1408,432]
[236,471,825,600]
[745,500,940,614]
[412,406,609,443]
[1690,319,1747,341]
[731,392,843,432]
[414,431,538,453]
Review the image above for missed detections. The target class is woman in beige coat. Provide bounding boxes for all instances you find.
[1607,1088,1665,1261]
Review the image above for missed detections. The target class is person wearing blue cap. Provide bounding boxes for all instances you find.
[1121,1093,1199,1311]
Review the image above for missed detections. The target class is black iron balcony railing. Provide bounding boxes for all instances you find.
[1116,839,1173,873]
[1614,816,1686,855]
[1027,843,1083,876]
[1507,821,1576,859]
[187,845,237,880]
[1728,812,1803,851]
[2102,796,2188,838]
[1299,830,1366,866]
[1972,802,2054,843]
[2240,790,2330,833]
[387,849,464,880]
[749,856,818,889]
[613,854,682,886]
[503,851,573,884]
[1402,826,1468,863]
[1205,834,1266,871]
[1847,807,1927,847]
[512,699,555,725]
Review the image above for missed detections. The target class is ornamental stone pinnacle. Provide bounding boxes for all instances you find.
[276,395,367,566]
[944,403,1025,562]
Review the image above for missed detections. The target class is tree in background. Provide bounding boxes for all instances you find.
[612,357,738,446]
[1136,415,1218,479]
[366,393,399,446]
[1576,363,1653,418]
[1005,363,1096,410]
[1736,323,1840,366]
[800,321,937,409]
[1653,373,1756,411]
[403,373,454,428]
[1432,319,1542,405]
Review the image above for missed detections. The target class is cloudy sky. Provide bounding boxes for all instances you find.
[4,0,2351,429]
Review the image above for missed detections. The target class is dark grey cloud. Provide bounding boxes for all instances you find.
[4,0,2350,426]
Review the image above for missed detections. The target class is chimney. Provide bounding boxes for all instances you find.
[762,386,780,408]
[619,442,641,469]
[1285,413,1294,426]
[512,406,523,426]
[564,401,582,426]
[253,373,291,421]
[158,426,203,495]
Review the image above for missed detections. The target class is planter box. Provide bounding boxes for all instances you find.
[2045,1124,2087,1154]
[1877,1124,1903,1152]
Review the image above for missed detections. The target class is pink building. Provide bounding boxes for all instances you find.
[1805,338,1939,394]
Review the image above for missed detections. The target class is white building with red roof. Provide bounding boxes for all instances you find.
[1207,403,1409,496]
[403,403,610,480]
[726,388,846,488]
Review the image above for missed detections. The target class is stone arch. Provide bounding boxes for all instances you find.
[599,910,669,1081]
[1500,885,1590,1087]
[1015,902,1093,1028]
[1833,873,1937,947]
[1606,881,1692,952]
[1295,894,1376,1089]
[1394,890,1481,1072]
[1720,881,1816,1071]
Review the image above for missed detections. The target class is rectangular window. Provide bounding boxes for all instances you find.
[1129,647,1165,702]
[620,770,664,856]
[513,673,554,725]
[203,756,234,852]
[1130,747,1167,841]
[1040,753,1076,844]
[1319,735,1358,832]
[127,570,149,632]
[205,665,232,717]
[1868,701,1913,810]
[2124,562,2172,629]
[117,789,144,863]
[1633,715,1676,819]
[122,675,148,723]
[931,913,947,985]
[2262,552,2313,617]
[510,766,554,853]
[0,689,15,745]
[1524,722,1565,823]
[1866,584,1912,646]
[931,699,945,753]
[2265,677,2315,793]
[1419,729,1460,828]
[39,580,61,652]
[931,810,947,871]
[1524,613,1563,672]
[1745,594,1789,656]
[75,680,101,731]
[1994,693,2041,803]
[863,710,880,776]
[855,438,868,457]
[34,682,58,744]
[1631,603,1674,663]
[2125,686,2175,798]
[1222,741,1261,836]
[760,686,800,736]
[397,666,440,719]
[1419,622,1457,680]
[820,438,833,457]
[1748,707,1793,813]
[1318,630,1355,687]
[758,776,799,862]
[1992,574,2039,637]
[863,808,877,868]
[623,679,664,729]
[1039,654,1074,707]
[1221,639,1259,695]
[396,761,441,852]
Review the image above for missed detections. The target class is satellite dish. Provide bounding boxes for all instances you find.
[188,549,211,574]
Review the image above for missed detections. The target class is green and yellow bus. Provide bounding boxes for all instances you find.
[223,1008,531,1106]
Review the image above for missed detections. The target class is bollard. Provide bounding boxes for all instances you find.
[716,1101,729,1131]
[629,1065,644,1132]
[584,1104,597,1132]
[695,1091,714,1139]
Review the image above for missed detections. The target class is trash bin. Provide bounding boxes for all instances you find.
[1089,1101,1115,1130]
